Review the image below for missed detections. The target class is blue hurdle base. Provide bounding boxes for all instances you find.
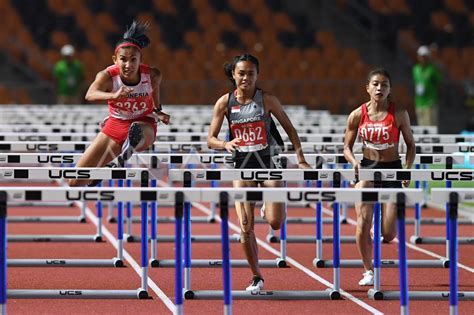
[369,290,474,300]
[151,258,287,268]
[7,289,149,299]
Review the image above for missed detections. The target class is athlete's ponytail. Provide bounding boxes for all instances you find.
[115,20,151,53]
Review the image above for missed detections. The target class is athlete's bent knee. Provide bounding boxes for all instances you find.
[240,230,255,244]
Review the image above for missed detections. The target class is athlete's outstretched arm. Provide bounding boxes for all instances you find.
[207,95,240,152]
[265,94,309,167]
[344,108,362,173]
[85,70,129,102]
[150,68,169,124]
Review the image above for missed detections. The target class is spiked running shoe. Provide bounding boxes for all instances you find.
[120,122,143,164]
[246,276,264,292]
[358,270,374,286]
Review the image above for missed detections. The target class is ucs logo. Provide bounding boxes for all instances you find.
[59,291,82,296]
[38,155,75,164]
[430,171,474,181]
[48,170,91,179]
[287,191,336,202]
[199,156,233,164]
[66,191,115,201]
[240,171,283,180]
[26,144,58,151]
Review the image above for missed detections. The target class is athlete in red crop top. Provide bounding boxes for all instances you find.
[344,69,416,286]
[69,21,170,186]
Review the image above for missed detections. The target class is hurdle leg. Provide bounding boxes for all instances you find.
[208,163,218,223]
[125,179,134,242]
[340,164,349,224]
[115,179,124,266]
[277,205,287,267]
[332,202,340,293]
[95,201,103,241]
[410,167,422,243]
[313,180,324,267]
[368,202,383,300]
[0,192,7,315]
[139,201,149,297]
[396,193,409,314]
[107,179,116,223]
[175,192,184,315]
[220,192,232,315]
[149,180,158,267]
[445,180,452,258]
[448,193,458,315]
[184,202,192,291]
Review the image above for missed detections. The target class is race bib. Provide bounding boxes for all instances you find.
[231,121,267,152]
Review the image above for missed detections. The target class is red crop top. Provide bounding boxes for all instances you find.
[358,102,400,150]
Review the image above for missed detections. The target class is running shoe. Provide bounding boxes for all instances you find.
[246,276,264,292]
[260,203,266,220]
[358,270,374,286]
[120,122,143,163]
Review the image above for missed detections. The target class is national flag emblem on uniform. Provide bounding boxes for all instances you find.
[231,106,240,113]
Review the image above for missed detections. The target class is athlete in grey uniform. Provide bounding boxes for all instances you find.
[208,54,311,292]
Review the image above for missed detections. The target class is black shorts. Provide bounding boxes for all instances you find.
[360,158,402,188]
[234,154,280,169]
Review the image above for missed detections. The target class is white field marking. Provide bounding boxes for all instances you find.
[319,204,474,273]
[83,202,175,313]
[156,179,383,314]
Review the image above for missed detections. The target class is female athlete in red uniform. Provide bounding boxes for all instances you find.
[344,68,416,286]
[69,21,169,186]
[207,54,311,291]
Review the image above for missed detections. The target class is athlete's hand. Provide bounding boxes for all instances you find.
[352,162,361,185]
[156,111,170,125]
[224,138,241,152]
[298,161,312,169]
[113,86,133,99]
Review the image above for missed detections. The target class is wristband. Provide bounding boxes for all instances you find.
[154,104,162,112]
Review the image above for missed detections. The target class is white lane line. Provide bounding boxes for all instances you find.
[320,205,474,273]
[83,203,175,314]
[190,201,384,315]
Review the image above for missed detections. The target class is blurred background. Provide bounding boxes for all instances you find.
[0,0,472,132]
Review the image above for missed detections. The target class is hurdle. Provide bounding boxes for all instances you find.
[4,131,470,144]
[0,123,440,135]
[3,167,149,268]
[2,140,471,154]
[314,168,473,271]
[382,189,474,308]
[181,187,423,302]
[0,192,6,313]
[0,187,194,299]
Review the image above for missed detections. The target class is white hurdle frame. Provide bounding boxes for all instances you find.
[1,186,203,300]
[2,167,148,268]
[182,187,423,301]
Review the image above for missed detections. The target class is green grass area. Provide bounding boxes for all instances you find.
[409,163,474,209]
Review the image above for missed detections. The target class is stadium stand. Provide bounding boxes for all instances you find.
[1,0,472,123]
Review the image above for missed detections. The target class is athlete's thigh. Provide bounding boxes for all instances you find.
[233,180,258,229]
[76,132,122,167]
[355,180,374,220]
[261,180,284,215]
[134,121,155,150]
